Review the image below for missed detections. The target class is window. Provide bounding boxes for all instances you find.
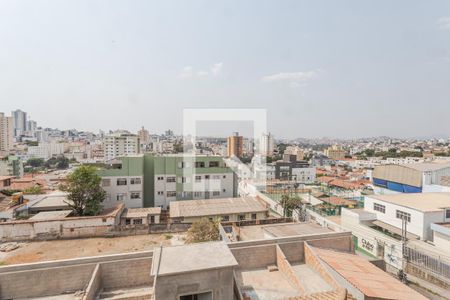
[373,203,385,213]
[221,215,229,221]
[157,176,164,181]
[212,191,220,196]
[212,175,221,180]
[209,161,219,167]
[194,191,202,197]
[117,178,127,186]
[101,179,111,187]
[204,175,210,180]
[130,178,141,184]
[157,191,164,195]
[195,175,202,182]
[167,191,177,197]
[180,292,212,300]
[239,214,246,221]
[116,193,126,201]
[125,219,131,225]
[396,210,411,222]
[133,219,143,225]
[181,177,190,183]
[130,192,141,199]
[166,176,176,183]
[251,213,257,220]
[195,161,205,168]
[223,175,226,179]
[446,209,450,219]
[222,189,226,193]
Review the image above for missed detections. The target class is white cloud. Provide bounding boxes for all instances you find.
[179,62,223,78]
[437,17,450,30]
[210,62,223,76]
[261,70,319,87]
[179,66,193,78]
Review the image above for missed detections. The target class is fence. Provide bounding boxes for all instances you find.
[405,246,450,280]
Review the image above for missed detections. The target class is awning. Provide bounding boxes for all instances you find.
[372,220,420,240]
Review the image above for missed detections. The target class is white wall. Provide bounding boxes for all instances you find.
[364,196,427,239]
[101,176,143,208]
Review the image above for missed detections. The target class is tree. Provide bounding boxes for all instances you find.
[27,158,44,168]
[60,165,106,216]
[280,194,302,217]
[185,218,220,243]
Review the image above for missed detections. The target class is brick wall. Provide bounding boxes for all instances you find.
[304,243,341,290]
[278,241,305,263]
[276,245,305,293]
[230,244,276,269]
[101,257,153,289]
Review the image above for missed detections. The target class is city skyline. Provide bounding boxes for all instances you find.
[1,1,450,138]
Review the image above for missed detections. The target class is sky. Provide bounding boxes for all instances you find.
[1,0,450,139]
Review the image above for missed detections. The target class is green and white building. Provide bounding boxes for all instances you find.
[97,154,236,209]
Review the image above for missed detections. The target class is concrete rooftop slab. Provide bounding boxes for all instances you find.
[151,242,238,276]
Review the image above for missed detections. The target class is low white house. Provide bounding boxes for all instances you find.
[364,193,450,241]
[430,222,450,249]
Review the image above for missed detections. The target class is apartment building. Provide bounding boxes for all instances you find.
[0,113,14,155]
[103,132,140,161]
[98,154,236,208]
[227,132,243,158]
[11,109,27,137]
[324,145,347,160]
[27,142,65,159]
[0,156,23,177]
[259,132,274,156]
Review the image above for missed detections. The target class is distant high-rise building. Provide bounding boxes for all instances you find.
[260,132,275,157]
[103,132,140,161]
[11,109,27,137]
[227,132,243,158]
[27,120,37,133]
[138,126,150,144]
[0,113,14,155]
[284,145,304,160]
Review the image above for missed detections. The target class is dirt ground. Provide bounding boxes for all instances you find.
[0,233,186,265]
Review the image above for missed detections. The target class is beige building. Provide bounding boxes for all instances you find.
[0,113,14,155]
[103,132,140,161]
[227,132,243,158]
[137,126,150,144]
[324,145,347,160]
[284,145,304,160]
[121,207,161,225]
[170,197,268,223]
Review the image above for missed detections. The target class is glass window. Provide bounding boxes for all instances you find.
[396,210,411,222]
[166,176,176,183]
[130,178,141,184]
[195,161,205,168]
[373,203,386,213]
[130,192,141,199]
[221,215,229,221]
[167,191,176,197]
[116,178,127,186]
[209,161,219,167]
[446,209,450,219]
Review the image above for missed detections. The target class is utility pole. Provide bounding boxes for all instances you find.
[399,217,408,283]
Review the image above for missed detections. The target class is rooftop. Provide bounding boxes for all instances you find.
[151,242,238,276]
[399,161,450,172]
[122,207,161,218]
[29,210,72,220]
[313,247,427,300]
[263,222,332,238]
[170,197,267,218]
[368,193,450,212]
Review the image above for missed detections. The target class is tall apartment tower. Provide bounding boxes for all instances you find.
[227,132,243,158]
[103,132,140,161]
[0,113,14,155]
[260,132,275,157]
[11,109,27,137]
[138,126,150,144]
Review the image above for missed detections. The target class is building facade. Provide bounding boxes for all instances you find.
[103,132,140,161]
[0,113,14,155]
[227,132,243,158]
[98,154,236,209]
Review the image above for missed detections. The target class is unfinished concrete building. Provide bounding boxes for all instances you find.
[0,230,425,300]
